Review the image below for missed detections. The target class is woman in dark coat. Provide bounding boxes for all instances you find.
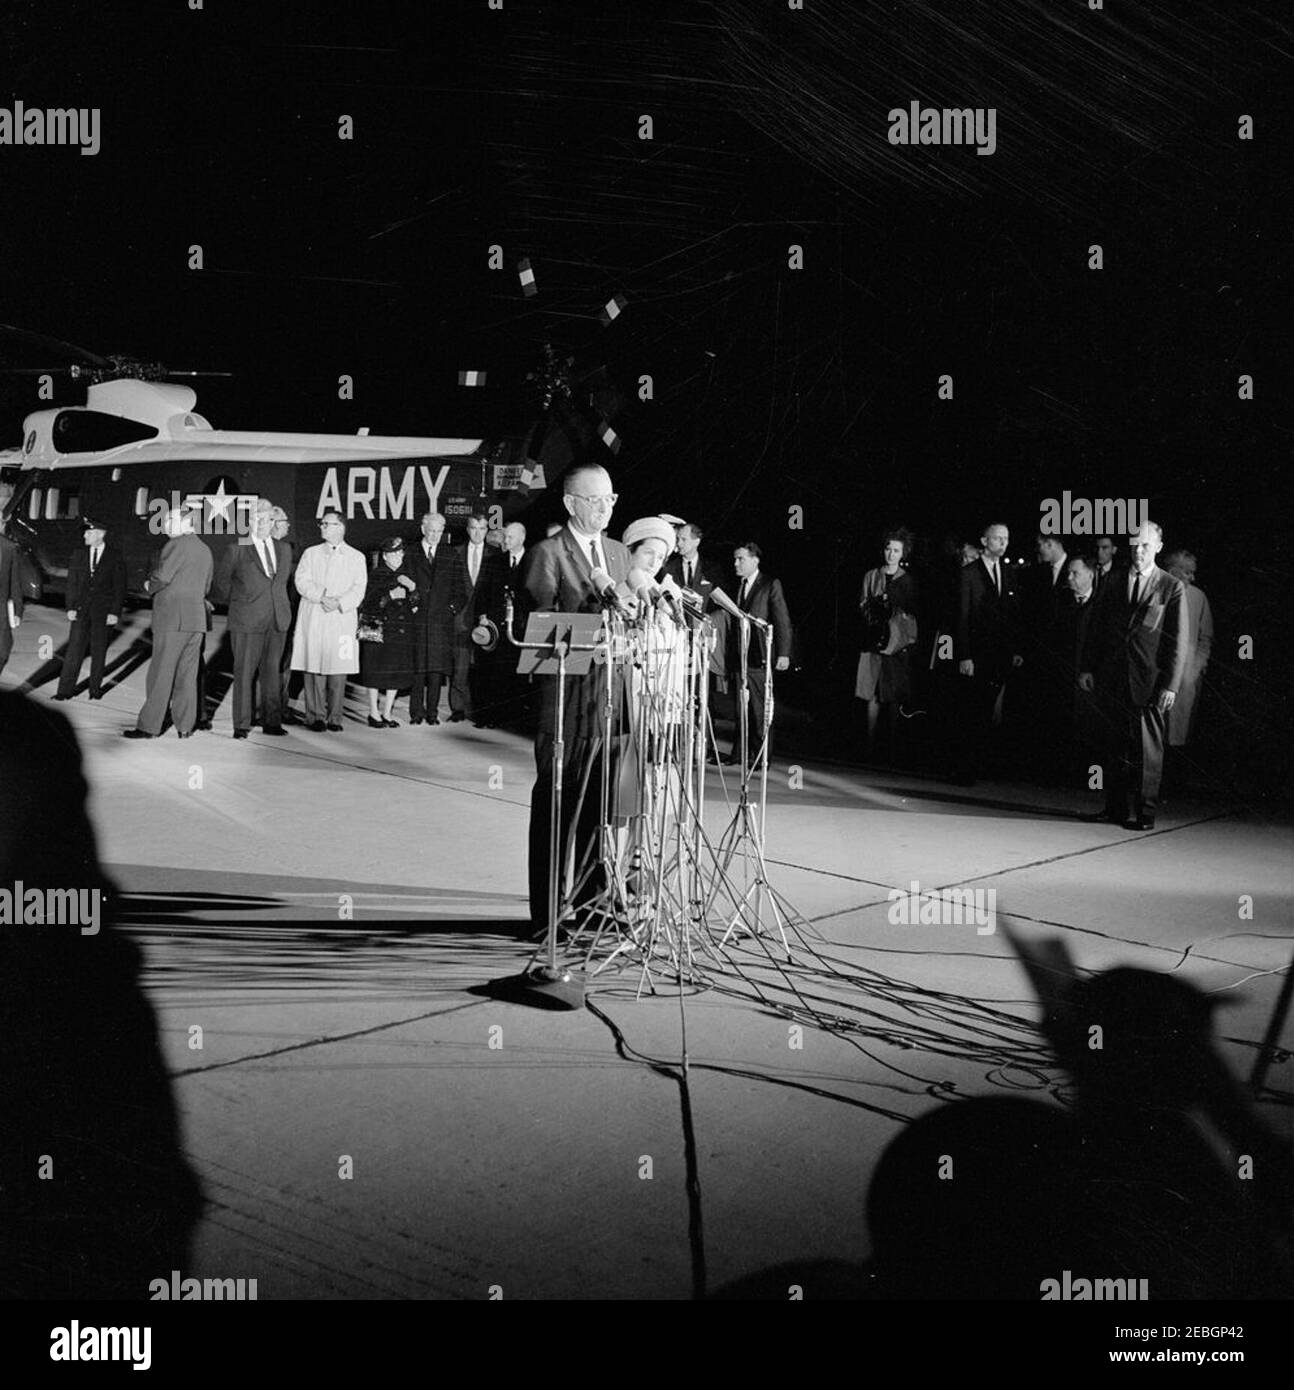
[358,537,420,727]
[855,528,919,761]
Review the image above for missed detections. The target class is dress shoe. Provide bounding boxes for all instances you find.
[382,718,399,728]
[262,726,288,736]
[426,716,441,726]
[195,720,213,731]
[122,728,154,739]
[448,712,466,723]
[177,731,194,739]
[89,690,104,700]
[409,716,424,726]
[367,715,384,729]
[1124,817,1156,831]
[52,692,74,702]
[306,720,327,732]
[1078,810,1122,824]
[233,729,249,740]
[326,722,343,732]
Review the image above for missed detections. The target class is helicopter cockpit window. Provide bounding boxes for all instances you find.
[51,410,159,454]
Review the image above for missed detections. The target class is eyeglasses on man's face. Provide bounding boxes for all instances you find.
[568,493,618,508]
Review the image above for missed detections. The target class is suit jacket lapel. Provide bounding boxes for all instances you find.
[1126,566,1154,627]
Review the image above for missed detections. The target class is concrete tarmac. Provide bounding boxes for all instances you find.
[5,604,1291,1298]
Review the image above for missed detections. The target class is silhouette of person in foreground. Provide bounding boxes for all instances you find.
[0,692,204,1298]
[712,922,1293,1299]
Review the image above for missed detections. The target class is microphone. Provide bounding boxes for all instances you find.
[656,573,687,623]
[708,586,748,623]
[626,567,684,623]
[590,566,632,616]
[710,585,770,629]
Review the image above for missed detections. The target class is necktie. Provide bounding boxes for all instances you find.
[90,547,98,576]
[588,538,602,572]
[265,541,275,577]
[1130,574,1142,608]
[469,546,479,585]
[511,554,518,569]
[740,577,750,607]
[685,560,694,587]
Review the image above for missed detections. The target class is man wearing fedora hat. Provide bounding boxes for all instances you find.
[55,517,127,702]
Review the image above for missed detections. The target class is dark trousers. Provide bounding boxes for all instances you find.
[729,667,775,758]
[529,733,611,931]
[448,636,474,716]
[491,662,532,730]
[303,673,346,725]
[956,672,1006,780]
[58,615,113,696]
[137,631,204,735]
[1104,699,1168,821]
[0,617,13,677]
[231,627,286,731]
[409,670,446,721]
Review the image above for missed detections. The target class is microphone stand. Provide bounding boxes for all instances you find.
[711,613,791,956]
[567,607,639,966]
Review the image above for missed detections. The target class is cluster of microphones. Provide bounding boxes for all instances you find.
[590,569,769,629]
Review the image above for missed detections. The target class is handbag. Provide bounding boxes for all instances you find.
[859,594,891,652]
[357,615,385,644]
[881,610,918,656]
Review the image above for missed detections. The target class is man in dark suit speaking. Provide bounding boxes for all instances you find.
[517,464,631,933]
[1081,521,1187,830]
[124,507,212,740]
[213,499,294,739]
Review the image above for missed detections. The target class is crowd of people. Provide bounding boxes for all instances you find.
[850,521,1212,827]
[37,474,1213,851]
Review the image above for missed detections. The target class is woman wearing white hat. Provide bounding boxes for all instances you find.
[618,517,694,905]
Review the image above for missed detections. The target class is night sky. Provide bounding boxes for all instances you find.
[1,0,1288,766]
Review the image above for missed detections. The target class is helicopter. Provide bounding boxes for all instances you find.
[0,329,617,601]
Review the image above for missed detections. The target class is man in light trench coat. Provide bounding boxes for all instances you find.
[290,512,368,731]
